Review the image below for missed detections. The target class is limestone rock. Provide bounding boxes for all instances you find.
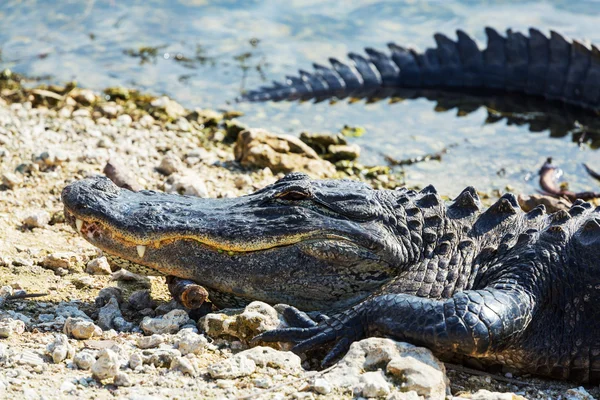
[164,173,209,197]
[171,356,198,377]
[234,128,336,178]
[176,330,209,355]
[359,370,390,398]
[41,252,83,271]
[85,256,112,275]
[140,309,190,335]
[63,317,100,340]
[207,354,256,379]
[91,349,119,381]
[0,318,25,338]
[73,350,96,370]
[23,210,51,228]
[238,346,301,371]
[321,338,448,400]
[2,172,22,189]
[157,153,183,176]
[202,301,287,343]
[46,333,75,363]
[136,334,164,349]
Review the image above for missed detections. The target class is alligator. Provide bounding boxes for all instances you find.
[240,27,600,147]
[62,174,600,383]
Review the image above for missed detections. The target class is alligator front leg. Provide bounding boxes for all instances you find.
[256,288,535,367]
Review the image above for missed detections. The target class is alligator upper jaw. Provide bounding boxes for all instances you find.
[61,176,359,253]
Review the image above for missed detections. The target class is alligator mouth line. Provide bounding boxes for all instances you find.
[64,211,354,259]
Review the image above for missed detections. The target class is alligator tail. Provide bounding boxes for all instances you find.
[239,27,600,111]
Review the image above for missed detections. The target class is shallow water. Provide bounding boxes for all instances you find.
[1,0,599,197]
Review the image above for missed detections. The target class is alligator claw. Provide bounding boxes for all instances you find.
[254,308,365,367]
[276,304,318,328]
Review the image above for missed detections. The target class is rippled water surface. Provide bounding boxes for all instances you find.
[2,0,599,196]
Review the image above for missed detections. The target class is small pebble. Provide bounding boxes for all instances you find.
[140,309,189,335]
[22,210,51,228]
[85,256,112,275]
[63,317,99,340]
[73,350,96,370]
[2,172,22,189]
[312,377,332,395]
[170,356,197,377]
[46,333,75,363]
[91,349,119,381]
[137,334,164,349]
[113,372,132,387]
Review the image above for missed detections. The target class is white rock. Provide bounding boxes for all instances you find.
[359,370,390,398]
[129,352,143,370]
[15,350,45,367]
[147,348,182,368]
[151,96,186,119]
[60,380,77,393]
[203,301,286,342]
[140,309,189,335]
[457,389,527,400]
[2,172,22,189]
[238,346,301,370]
[176,330,209,355]
[46,333,75,363]
[73,350,96,370]
[387,392,421,400]
[63,317,99,339]
[312,377,332,395]
[113,372,132,387]
[207,354,256,379]
[138,114,155,128]
[321,338,448,400]
[0,318,25,338]
[116,114,133,126]
[157,154,183,175]
[253,377,271,389]
[22,210,51,228]
[41,252,82,271]
[136,334,164,349]
[234,174,253,189]
[85,256,111,275]
[170,356,197,376]
[164,173,208,198]
[91,349,119,381]
[72,108,91,118]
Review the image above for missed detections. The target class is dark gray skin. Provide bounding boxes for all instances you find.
[240,27,600,112]
[62,174,600,383]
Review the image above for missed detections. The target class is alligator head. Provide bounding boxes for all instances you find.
[61,174,415,310]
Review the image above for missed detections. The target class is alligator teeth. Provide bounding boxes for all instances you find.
[75,219,83,233]
[137,245,146,258]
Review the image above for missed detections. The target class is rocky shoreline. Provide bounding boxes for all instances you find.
[0,78,598,399]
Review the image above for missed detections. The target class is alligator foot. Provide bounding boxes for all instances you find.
[254,307,364,367]
[166,276,208,309]
[539,158,600,201]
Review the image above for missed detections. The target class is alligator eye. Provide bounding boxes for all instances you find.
[276,191,310,201]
